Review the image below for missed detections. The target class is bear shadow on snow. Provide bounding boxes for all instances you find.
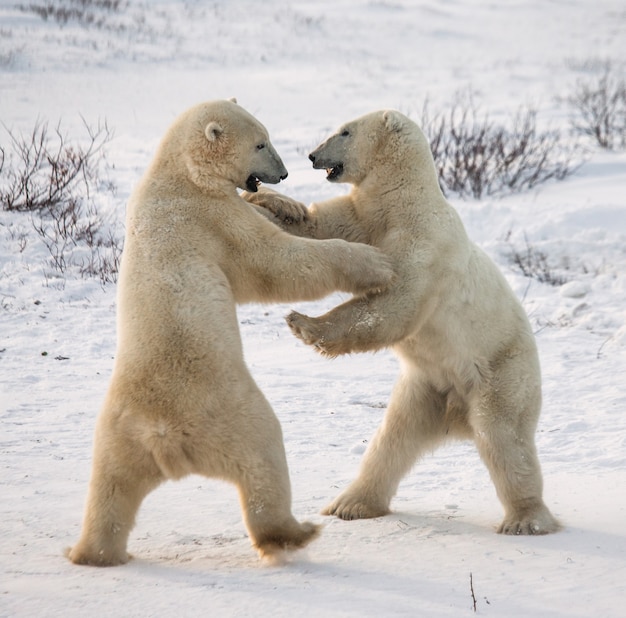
[244,109,561,536]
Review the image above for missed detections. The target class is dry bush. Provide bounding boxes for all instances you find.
[505,232,567,287]
[78,229,123,284]
[1,118,113,213]
[0,118,122,283]
[567,63,626,149]
[17,0,126,27]
[421,96,582,199]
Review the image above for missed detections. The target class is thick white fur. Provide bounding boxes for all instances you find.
[66,100,396,566]
[245,110,560,535]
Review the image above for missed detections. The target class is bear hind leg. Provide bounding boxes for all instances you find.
[67,420,164,566]
[470,392,560,535]
[193,386,320,559]
[236,454,321,559]
[323,373,449,520]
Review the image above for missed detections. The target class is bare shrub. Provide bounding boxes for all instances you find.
[78,229,123,285]
[0,118,112,213]
[567,63,626,149]
[5,223,29,254]
[17,0,127,27]
[0,118,122,283]
[421,96,583,199]
[505,232,567,287]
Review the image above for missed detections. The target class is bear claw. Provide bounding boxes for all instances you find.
[285,311,321,345]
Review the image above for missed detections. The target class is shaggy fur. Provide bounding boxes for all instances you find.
[66,100,395,566]
[244,110,560,535]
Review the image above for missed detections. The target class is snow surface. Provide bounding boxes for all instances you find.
[1,1,626,616]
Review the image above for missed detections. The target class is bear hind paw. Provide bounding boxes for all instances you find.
[254,521,321,559]
[497,505,561,535]
[65,544,131,567]
[322,496,390,521]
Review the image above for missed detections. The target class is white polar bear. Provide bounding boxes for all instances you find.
[66,100,396,566]
[245,110,560,535]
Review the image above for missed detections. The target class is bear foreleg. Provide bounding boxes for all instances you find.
[286,292,411,357]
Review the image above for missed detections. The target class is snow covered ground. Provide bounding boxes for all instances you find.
[1,1,625,616]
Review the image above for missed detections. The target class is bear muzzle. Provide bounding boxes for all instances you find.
[246,170,288,192]
[309,152,344,182]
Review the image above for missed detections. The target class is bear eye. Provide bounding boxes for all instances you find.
[341,130,350,137]
[256,143,266,150]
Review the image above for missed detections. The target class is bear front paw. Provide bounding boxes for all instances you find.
[285,311,354,357]
[270,195,309,224]
[286,311,321,344]
[241,187,308,224]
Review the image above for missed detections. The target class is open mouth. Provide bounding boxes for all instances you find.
[245,174,261,192]
[325,163,343,181]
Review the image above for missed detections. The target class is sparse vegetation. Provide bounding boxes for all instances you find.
[1,118,112,213]
[0,119,122,284]
[505,231,568,287]
[421,95,583,199]
[567,63,626,149]
[17,0,127,27]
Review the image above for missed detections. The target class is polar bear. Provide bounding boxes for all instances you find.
[244,110,560,535]
[66,100,396,566]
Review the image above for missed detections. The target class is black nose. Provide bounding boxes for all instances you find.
[280,172,288,181]
[308,153,316,163]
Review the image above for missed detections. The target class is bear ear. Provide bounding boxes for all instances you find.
[228,97,238,104]
[205,121,224,142]
[383,110,404,133]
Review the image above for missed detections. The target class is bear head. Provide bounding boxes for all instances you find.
[171,98,288,192]
[308,109,426,186]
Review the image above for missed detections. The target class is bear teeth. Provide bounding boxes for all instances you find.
[325,164,343,180]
